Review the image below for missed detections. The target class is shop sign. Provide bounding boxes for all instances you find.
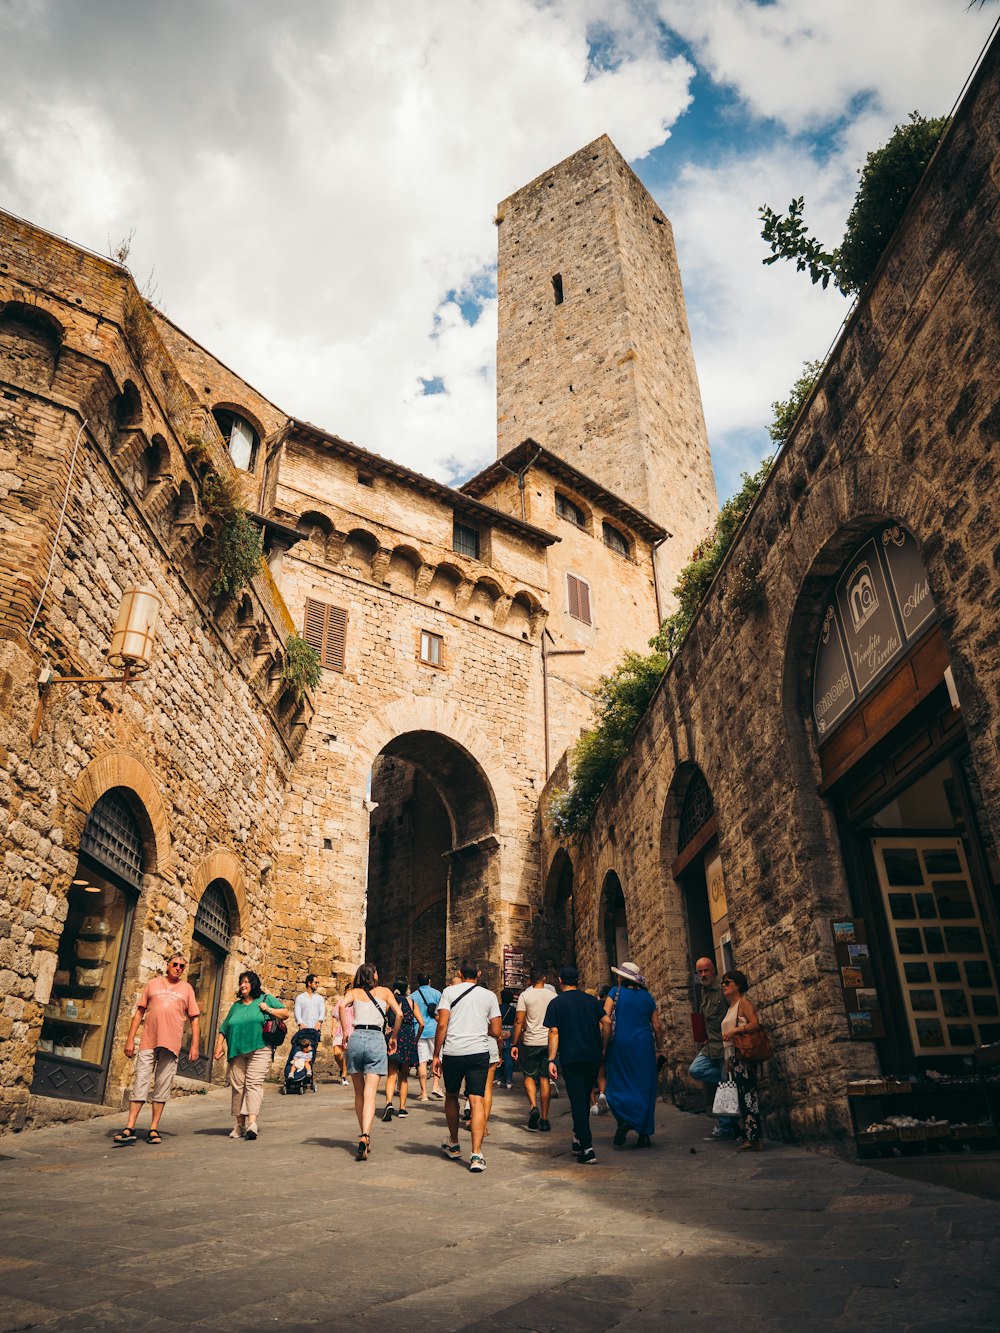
[812,525,938,740]
[706,852,728,926]
[503,945,528,992]
[880,524,935,642]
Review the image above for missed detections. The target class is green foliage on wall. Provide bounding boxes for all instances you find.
[281,634,322,701]
[759,113,947,295]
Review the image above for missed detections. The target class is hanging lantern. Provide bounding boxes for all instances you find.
[107,585,161,671]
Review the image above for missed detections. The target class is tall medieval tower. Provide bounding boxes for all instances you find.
[496,135,718,591]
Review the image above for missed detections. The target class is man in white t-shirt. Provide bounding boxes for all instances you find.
[511,965,556,1131]
[432,959,501,1173]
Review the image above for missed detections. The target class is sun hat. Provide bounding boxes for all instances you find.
[610,961,646,985]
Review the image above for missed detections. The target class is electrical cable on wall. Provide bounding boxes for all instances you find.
[26,416,87,644]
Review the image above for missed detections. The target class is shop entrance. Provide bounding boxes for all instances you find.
[177,880,234,1082]
[32,789,144,1103]
[540,849,575,974]
[600,871,630,976]
[670,767,732,978]
[364,730,499,990]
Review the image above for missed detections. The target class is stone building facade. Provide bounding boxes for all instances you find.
[0,127,707,1126]
[541,39,1000,1150]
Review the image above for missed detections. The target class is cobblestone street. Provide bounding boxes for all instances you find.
[1,1081,998,1332]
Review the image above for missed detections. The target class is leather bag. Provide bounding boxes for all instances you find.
[732,1000,772,1062]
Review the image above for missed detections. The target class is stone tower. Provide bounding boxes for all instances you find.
[496,135,718,590]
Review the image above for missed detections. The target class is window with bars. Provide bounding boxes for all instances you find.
[452,520,480,560]
[303,597,348,671]
[566,573,592,626]
[79,789,145,888]
[555,492,586,528]
[419,630,444,667]
[602,521,630,557]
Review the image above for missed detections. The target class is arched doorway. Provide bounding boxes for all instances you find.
[364,731,499,990]
[32,788,146,1103]
[177,880,234,1082]
[668,766,733,979]
[600,871,629,977]
[541,849,575,974]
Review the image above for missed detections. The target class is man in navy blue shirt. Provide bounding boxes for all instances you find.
[544,966,605,1164]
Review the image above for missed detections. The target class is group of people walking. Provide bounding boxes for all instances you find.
[113,950,767,1160]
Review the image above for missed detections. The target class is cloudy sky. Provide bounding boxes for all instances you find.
[0,1,995,507]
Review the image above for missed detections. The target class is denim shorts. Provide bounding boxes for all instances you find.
[346,1027,388,1076]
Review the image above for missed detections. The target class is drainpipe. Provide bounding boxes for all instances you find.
[650,531,671,630]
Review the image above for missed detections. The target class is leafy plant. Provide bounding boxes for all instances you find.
[193,461,263,599]
[769,359,824,446]
[760,113,947,295]
[650,458,773,657]
[548,650,669,840]
[280,634,322,702]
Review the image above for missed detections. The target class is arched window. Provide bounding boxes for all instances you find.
[213,408,260,472]
[602,521,630,557]
[179,880,234,1082]
[555,492,586,528]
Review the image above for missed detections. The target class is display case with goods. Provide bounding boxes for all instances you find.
[32,870,136,1101]
[848,1045,1000,1156]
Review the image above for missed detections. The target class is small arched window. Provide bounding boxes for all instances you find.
[213,408,259,472]
[555,492,585,528]
[602,522,630,557]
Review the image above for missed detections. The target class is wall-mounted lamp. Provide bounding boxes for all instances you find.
[31,585,161,744]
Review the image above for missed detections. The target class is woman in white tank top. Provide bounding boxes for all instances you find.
[338,963,402,1159]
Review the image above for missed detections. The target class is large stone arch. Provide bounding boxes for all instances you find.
[67,750,172,878]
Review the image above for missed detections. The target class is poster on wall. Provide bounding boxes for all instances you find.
[503,945,528,992]
[831,918,886,1039]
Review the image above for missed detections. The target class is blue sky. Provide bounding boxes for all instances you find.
[0,0,995,520]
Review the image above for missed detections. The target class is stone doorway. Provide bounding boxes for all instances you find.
[364,731,500,992]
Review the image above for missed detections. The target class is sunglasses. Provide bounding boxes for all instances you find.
[169,961,187,970]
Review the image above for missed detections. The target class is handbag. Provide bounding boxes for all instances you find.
[732,999,773,1062]
[712,1078,740,1117]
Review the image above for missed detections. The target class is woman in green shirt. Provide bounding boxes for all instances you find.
[214,970,290,1141]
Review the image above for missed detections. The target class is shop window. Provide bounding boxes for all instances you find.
[419,630,444,667]
[603,522,630,557]
[179,880,233,1082]
[556,492,586,528]
[212,408,260,472]
[567,573,592,625]
[452,520,480,560]
[303,596,347,671]
[32,789,144,1104]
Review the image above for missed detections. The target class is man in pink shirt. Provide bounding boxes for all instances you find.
[114,953,200,1145]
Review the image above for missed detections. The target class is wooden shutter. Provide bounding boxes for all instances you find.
[567,574,591,626]
[304,597,347,671]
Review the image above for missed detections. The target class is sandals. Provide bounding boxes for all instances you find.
[146,1129,162,1145]
[355,1133,370,1161]
[113,1127,137,1145]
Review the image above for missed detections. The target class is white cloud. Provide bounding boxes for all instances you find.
[0,0,993,502]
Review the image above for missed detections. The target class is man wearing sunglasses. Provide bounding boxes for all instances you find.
[115,953,200,1145]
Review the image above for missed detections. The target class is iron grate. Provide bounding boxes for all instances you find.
[194,880,233,950]
[79,789,144,888]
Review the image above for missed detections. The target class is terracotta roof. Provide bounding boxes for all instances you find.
[461,439,668,544]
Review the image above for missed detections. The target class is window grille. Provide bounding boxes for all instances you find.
[79,789,144,888]
[603,522,630,557]
[194,880,233,951]
[452,520,480,560]
[304,597,348,671]
[556,493,585,527]
[678,770,715,852]
[567,573,592,626]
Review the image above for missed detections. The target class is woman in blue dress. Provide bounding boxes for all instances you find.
[602,962,664,1147]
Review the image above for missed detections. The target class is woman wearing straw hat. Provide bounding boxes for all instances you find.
[601,961,663,1148]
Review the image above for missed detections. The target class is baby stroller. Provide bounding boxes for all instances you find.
[281,1028,319,1094]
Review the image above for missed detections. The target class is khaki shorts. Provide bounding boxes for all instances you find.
[131,1047,178,1104]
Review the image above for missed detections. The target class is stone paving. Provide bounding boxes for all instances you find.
[1,1078,999,1332]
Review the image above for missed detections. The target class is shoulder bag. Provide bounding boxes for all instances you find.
[732,999,772,1063]
[363,986,390,1036]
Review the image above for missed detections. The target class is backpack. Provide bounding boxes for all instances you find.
[417,986,437,1019]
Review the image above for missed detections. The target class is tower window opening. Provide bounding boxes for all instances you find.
[552,274,564,306]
